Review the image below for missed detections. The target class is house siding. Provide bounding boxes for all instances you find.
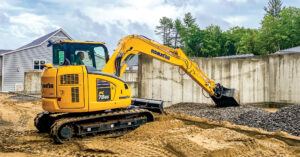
[0,56,2,76]
[2,32,70,92]
[55,31,69,38]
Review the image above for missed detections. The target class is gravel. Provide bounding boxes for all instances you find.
[166,103,300,136]
[8,95,40,101]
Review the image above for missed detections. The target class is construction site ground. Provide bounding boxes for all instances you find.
[0,94,299,157]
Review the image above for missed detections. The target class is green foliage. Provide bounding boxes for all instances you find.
[155,5,300,57]
[200,25,225,57]
[259,7,300,53]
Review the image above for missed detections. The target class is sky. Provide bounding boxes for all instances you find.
[0,0,299,53]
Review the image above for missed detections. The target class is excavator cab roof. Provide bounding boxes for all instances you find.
[54,40,107,46]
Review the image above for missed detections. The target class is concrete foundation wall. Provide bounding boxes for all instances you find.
[24,71,42,94]
[136,53,300,107]
[121,70,138,97]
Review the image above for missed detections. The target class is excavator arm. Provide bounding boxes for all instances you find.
[102,35,239,107]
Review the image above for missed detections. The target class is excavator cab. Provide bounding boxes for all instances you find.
[52,41,109,70]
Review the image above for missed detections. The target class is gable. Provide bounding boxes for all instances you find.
[17,29,59,50]
[1,28,72,56]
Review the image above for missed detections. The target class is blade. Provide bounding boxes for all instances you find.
[131,97,165,114]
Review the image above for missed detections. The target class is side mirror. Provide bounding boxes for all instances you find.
[47,40,54,47]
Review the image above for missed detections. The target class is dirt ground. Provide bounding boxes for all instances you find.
[263,107,279,112]
[0,94,299,157]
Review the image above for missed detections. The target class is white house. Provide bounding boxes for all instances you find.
[0,28,72,92]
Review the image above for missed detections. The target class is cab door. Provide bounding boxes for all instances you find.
[57,66,85,109]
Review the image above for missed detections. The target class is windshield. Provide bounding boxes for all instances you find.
[53,43,108,71]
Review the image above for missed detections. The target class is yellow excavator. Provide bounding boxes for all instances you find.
[35,35,239,143]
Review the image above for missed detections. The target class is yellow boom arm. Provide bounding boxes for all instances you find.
[102,35,215,96]
[102,35,239,107]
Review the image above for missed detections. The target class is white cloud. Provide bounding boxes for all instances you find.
[225,0,247,3]
[81,2,183,30]
[0,1,32,11]
[9,13,59,38]
[223,16,248,26]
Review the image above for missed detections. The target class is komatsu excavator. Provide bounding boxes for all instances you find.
[35,35,239,143]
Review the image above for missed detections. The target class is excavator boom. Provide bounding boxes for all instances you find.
[102,35,240,107]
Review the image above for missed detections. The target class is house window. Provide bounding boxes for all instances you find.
[33,59,46,70]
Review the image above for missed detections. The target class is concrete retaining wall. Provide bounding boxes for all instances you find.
[121,70,138,97]
[137,53,300,107]
[24,71,42,94]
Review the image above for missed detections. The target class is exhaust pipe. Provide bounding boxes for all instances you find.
[211,84,240,107]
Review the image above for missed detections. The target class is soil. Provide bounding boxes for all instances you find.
[0,94,299,157]
[263,108,279,113]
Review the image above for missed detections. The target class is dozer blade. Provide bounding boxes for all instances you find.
[211,85,240,107]
[131,97,165,114]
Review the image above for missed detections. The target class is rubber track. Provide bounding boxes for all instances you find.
[50,108,153,143]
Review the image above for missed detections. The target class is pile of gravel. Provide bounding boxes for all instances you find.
[262,104,300,136]
[232,110,270,128]
[166,103,300,136]
[166,103,265,122]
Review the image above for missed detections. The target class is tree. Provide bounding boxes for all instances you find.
[173,18,182,48]
[224,26,251,55]
[200,25,226,57]
[155,17,173,47]
[183,12,196,28]
[177,12,202,56]
[259,7,300,53]
[278,7,300,49]
[264,0,283,18]
[237,30,259,55]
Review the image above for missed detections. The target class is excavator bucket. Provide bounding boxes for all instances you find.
[211,85,240,107]
[131,97,165,114]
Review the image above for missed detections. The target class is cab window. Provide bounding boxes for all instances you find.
[94,46,106,70]
[74,50,93,67]
[52,42,109,71]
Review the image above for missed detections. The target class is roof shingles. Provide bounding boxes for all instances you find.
[17,29,60,50]
[0,49,12,54]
